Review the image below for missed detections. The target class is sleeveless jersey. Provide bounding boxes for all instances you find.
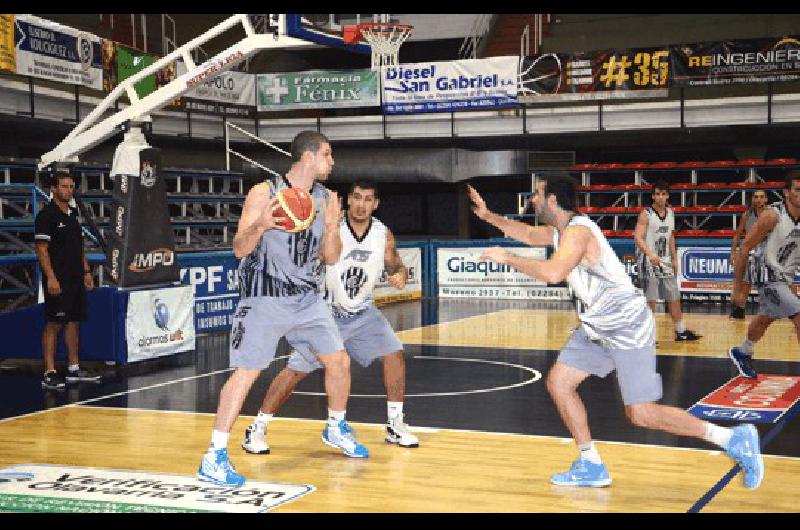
[324,217,387,316]
[555,215,654,349]
[238,175,328,298]
[744,207,759,233]
[748,201,800,286]
[637,206,674,278]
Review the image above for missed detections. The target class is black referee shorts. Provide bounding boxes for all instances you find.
[44,278,88,323]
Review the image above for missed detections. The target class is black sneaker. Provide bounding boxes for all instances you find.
[676,330,702,341]
[42,370,66,390]
[66,368,102,383]
[729,306,746,320]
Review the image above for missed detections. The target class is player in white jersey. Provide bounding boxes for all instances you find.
[470,173,763,489]
[729,172,800,378]
[729,190,768,319]
[634,180,700,341]
[242,180,419,456]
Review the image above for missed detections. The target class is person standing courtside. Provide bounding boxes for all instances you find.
[634,180,701,341]
[729,190,768,319]
[729,171,800,378]
[34,173,101,390]
[469,174,763,489]
[242,180,419,456]
[198,131,368,488]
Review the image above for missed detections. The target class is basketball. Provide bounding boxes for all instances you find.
[275,187,316,233]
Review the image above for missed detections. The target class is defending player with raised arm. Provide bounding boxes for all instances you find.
[729,172,800,378]
[470,174,763,490]
[633,180,700,341]
[242,180,420,456]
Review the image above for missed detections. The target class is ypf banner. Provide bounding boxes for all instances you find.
[12,14,103,90]
[256,69,379,111]
[382,56,519,114]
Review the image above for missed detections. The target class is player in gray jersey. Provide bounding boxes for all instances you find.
[729,171,800,378]
[729,190,768,319]
[241,180,419,455]
[198,131,368,488]
[470,173,763,490]
[634,180,700,341]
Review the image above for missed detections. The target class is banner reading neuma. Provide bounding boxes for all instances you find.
[12,14,103,90]
[519,47,670,102]
[382,56,519,114]
[256,69,379,111]
[671,35,800,86]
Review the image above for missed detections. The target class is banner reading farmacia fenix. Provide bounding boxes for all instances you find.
[256,69,379,111]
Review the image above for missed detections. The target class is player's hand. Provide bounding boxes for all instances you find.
[387,271,406,290]
[480,247,511,265]
[84,272,94,290]
[47,277,62,296]
[322,190,342,229]
[468,185,491,220]
[258,197,287,232]
[648,254,662,268]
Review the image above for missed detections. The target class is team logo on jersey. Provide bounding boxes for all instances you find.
[140,161,156,188]
[343,249,372,262]
[342,266,367,299]
[231,321,245,349]
[290,231,315,267]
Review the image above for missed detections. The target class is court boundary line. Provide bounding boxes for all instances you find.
[60,404,800,462]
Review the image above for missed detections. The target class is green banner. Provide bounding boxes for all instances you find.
[110,44,175,99]
[256,69,379,111]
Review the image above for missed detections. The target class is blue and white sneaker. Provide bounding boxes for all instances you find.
[550,458,612,487]
[322,420,369,458]
[197,448,246,487]
[726,424,764,489]
[729,347,757,378]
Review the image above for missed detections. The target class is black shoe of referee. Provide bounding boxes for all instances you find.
[42,370,66,390]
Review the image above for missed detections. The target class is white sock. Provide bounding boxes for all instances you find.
[210,430,229,451]
[578,442,603,465]
[387,401,403,421]
[740,339,755,355]
[675,321,686,334]
[328,409,345,427]
[255,411,273,427]
[703,422,733,450]
[68,364,80,373]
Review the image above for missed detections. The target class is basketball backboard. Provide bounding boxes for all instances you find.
[285,14,395,55]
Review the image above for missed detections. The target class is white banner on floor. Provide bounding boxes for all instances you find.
[437,246,570,300]
[126,285,195,363]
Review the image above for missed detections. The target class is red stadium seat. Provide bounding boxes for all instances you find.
[708,160,737,167]
[717,205,748,212]
[676,230,708,237]
[650,161,678,168]
[756,181,783,189]
[764,158,797,165]
[622,162,650,169]
[679,161,708,168]
[670,183,696,190]
[696,182,725,189]
[709,230,736,237]
[572,163,595,171]
[728,181,752,189]
[739,159,764,166]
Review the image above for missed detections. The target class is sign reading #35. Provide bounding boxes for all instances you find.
[437,247,570,300]
[382,56,519,114]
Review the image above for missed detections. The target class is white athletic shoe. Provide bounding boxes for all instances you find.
[386,414,419,448]
[241,422,270,455]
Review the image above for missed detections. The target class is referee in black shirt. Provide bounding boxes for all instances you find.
[34,173,101,389]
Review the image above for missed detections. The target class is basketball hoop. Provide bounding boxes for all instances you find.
[344,22,413,70]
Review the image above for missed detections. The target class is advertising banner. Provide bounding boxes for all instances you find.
[671,35,800,87]
[374,247,423,304]
[0,14,14,73]
[175,60,254,116]
[382,56,519,114]
[437,246,570,300]
[688,375,800,424]
[125,285,195,362]
[519,47,670,102]
[13,14,103,89]
[178,253,240,333]
[111,44,175,98]
[257,69,379,111]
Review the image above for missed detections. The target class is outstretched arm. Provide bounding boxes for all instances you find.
[468,185,554,246]
[479,225,591,284]
[734,208,777,282]
[319,189,343,265]
[384,228,408,289]
[730,211,749,266]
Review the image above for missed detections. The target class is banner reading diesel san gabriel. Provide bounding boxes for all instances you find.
[671,35,800,86]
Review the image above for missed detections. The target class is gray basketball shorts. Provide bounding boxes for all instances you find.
[557,326,663,406]
[288,304,404,373]
[229,291,344,370]
[757,281,800,320]
[642,275,680,303]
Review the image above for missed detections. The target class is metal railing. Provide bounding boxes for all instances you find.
[459,14,495,59]
[225,121,290,178]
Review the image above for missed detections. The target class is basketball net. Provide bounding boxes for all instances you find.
[344,22,413,70]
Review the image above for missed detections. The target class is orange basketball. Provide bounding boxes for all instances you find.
[275,188,316,233]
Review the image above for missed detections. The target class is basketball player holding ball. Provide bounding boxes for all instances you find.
[198,131,368,487]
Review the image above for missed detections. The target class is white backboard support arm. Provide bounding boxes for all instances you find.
[38,14,313,170]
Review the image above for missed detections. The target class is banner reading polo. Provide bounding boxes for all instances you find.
[175,60,254,116]
[256,69,378,111]
[382,56,518,114]
[13,14,103,89]
[0,14,14,73]
[437,246,570,300]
